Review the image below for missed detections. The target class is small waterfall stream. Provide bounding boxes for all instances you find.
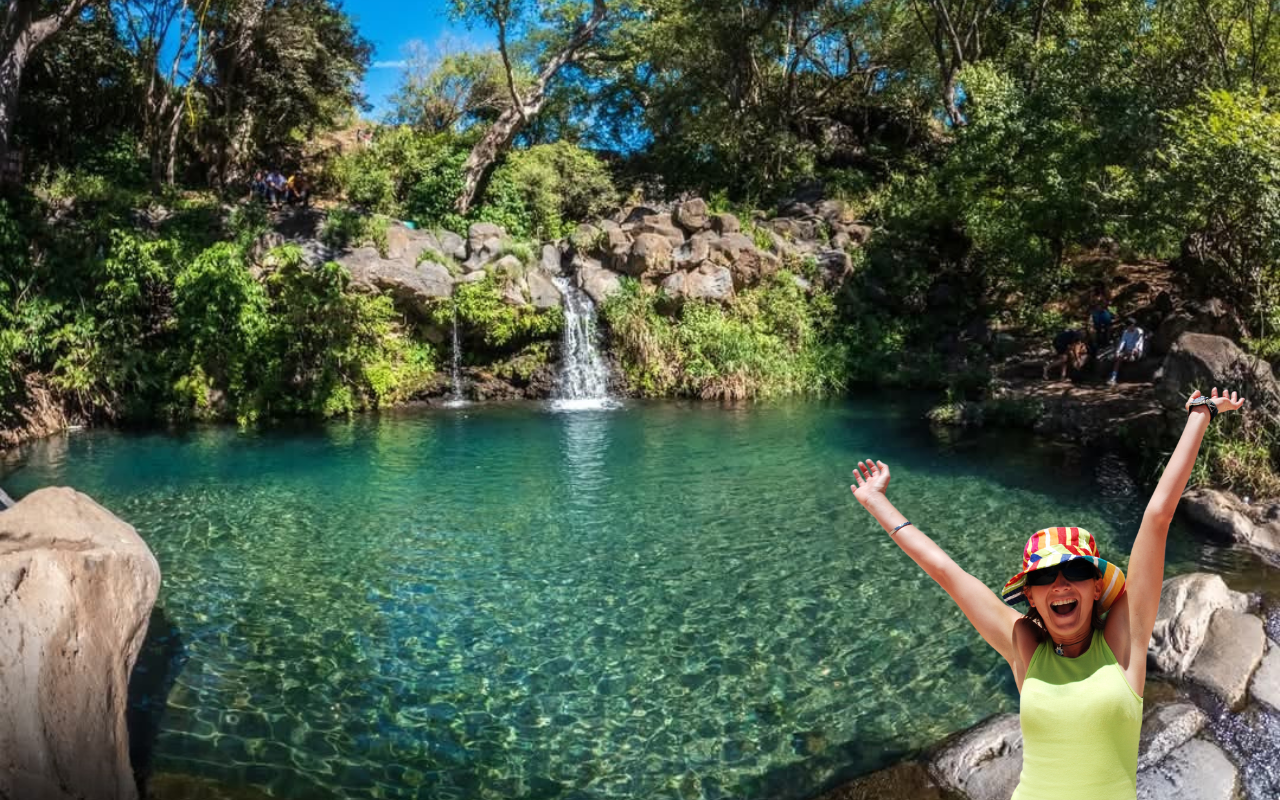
[443,303,469,408]
[551,277,616,409]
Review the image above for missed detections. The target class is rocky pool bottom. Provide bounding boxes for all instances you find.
[3,399,1276,800]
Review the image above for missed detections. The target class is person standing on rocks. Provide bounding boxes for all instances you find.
[850,386,1246,800]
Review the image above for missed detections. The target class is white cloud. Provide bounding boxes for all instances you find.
[371,60,408,69]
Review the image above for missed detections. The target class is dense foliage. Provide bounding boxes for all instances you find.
[5,0,1280,495]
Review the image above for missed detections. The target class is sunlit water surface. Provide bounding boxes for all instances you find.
[2,400,1264,800]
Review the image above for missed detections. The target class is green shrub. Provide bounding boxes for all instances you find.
[435,274,564,348]
[483,142,618,240]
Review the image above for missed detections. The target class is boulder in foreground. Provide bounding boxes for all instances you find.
[0,488,161,800]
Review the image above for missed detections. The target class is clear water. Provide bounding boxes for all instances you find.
[0,400,1264,800]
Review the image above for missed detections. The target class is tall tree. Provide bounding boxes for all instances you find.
[0,0,90,166]
[451,0,607,214]
[117,0,210,186]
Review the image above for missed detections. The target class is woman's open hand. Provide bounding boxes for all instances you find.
[851,459,891,501]
[1185,388,1246,414]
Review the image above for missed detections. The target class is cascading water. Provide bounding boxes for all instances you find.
[551,276,617,410]
[443,302,469,408]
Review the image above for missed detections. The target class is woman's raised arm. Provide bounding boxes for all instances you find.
[1119,388,1245,687]
[852,460,1022,667]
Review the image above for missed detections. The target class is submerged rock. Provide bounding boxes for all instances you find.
[0,488,161,800]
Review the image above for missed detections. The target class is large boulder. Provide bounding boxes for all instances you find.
[1181,488,1280,561]
[575,259,623,306]
[1184,610,1266,709]
[1149,573,1251,679]
[1152,299,1247,356]
[0,488,161,800]
[526,270,563,310]
[464,222,507,269]
[1155,333,1280,417]
[710,212,741,235]
[540,244,564,276]
[683,263,735,303]
[675,231,715,268]
[928,714,1022,800]
[1136,738,1237,800]
[674,198,709,232]
[339,248,454,313]
[436,229,467,261]
[634,214,685,248]
[384,225,441,263]
[709,233,764,289]
[628,233,674,277]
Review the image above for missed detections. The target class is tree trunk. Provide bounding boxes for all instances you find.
[454,0,607,215]
[0,0,89,166]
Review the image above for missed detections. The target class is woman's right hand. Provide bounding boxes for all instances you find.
[851,459,891,502]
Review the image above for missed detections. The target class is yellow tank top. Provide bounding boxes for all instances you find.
[1012,628,1143,800]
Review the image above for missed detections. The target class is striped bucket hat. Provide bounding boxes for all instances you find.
[1001,526,1126,612]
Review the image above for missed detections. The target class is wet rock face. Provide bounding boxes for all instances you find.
[928,713,1022,800]
[0,488,161,800]
[1181,488,1280,565]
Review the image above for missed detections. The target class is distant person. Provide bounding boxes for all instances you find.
[266,170,287,209]
[1044,328,1088,380]
[1090,303,1116,348]
[286,173,310,207]
[1108,318,1145,386]
[249,170,267,202]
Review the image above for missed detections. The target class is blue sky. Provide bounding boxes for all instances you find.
[348,0,496,119]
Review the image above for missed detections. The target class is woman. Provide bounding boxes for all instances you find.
[851,387,1245,799]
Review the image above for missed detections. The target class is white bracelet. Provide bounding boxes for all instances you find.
[891,521,913,536]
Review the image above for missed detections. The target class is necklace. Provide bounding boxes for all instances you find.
[1053,632,1090,657]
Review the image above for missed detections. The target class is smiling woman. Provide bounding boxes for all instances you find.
[852,387,1247,800]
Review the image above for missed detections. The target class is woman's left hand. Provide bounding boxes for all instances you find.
[1185,387,1246,414]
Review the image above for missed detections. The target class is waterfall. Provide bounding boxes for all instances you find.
[551,276,617,410]
[444,302,469,408]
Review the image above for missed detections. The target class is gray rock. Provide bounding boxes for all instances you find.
[709,232,764,288]
[467,221,505,257]
[602,225,632,272]
[577,262,623,306]
[675,231,715,267]
[341,252,454,314]
[459,270,487,284]
[791,274,813,294]
[526,270,563,310]
[1139,703,1208,771]
[620,205,661,225]
[635,214,685,248]
[541,244,564,275]
[1251,639,1280,713]
[437,229,467,260]
[1186,610,1265,709]
[660,270,686,299]
[928,713,1022,800]
[1150,573,1251,678]
[385,224,440,262]
[711,212,741,234]
[683,263,735,303]
[1155,333,1280,418]
[1153,299,1247,356]
[1136,738,1237,800]
[675,198,709,232]
[0,488,161,800]
[1181,488,1280,563]
[628,233,674,276]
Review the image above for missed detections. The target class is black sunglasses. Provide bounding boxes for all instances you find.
[1026,560,1100,587]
